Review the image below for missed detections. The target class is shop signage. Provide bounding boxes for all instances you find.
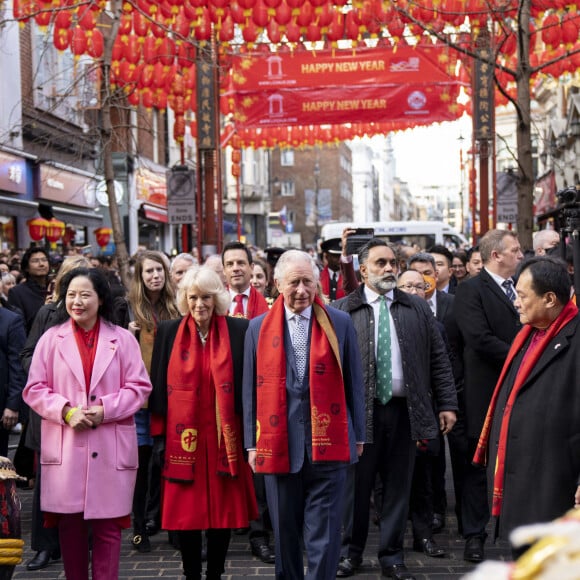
[38,165,97,208]
[0,151,28,195]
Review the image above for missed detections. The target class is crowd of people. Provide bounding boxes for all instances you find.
[0,226,578,580]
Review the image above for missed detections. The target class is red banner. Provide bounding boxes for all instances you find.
[227,46,464,130]
[231,46,459,90]
[231,84,461,128]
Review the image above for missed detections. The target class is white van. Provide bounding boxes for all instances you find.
[320,220,469,251]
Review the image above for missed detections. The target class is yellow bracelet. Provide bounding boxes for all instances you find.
[64,407,79,424]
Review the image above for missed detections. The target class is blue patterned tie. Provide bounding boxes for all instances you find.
[502,279,516,303]
[376,296,392,405]
[293,314,308,383]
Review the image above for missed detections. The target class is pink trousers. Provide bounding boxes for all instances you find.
[58,513,122,580]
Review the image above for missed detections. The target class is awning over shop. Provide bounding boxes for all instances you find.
[48,204,104,228]
[140,203,168,223]
[0,195,38,218]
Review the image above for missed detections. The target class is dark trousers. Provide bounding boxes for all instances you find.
[446,406,469,534]
[31,456,60,553]
[339,464,356,558]
[347,398,416,568]
[132,445,152,534]
[409,452,434,541]
[248,472,271,547]
[0,427,9,458]
[146,457,161,526]
[431,433,447,517]
[177,529,231,580]
[461,437,489,539]
[265,455,347,579]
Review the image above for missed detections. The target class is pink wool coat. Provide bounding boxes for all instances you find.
[23,319,152,520]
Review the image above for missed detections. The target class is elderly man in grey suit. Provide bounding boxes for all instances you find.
[243,249,365,580]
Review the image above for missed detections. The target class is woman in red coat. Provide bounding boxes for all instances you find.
[149,266,257,580]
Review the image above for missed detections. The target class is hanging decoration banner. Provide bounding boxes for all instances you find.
[232,84,461,128]
[232,46,459,90]
[228,46,464,130]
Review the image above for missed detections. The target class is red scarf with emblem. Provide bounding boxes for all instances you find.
[254,295,350,473]
[164,314,240,482]
[473,300,578,516]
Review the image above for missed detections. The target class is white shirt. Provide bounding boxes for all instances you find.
[228,286,251,316]
[428,293,437,317]
[284,305,312,344]
[484,267,515,298]
[363,285,405,397]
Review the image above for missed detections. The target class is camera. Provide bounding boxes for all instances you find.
[345,228,375,256]
[556,186,580,205]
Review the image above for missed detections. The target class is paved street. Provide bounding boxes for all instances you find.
[9,441,512,579]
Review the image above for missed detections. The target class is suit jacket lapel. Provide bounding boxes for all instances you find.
[90,322,118,391]
[435,291,448,322]
[481,269,519,315]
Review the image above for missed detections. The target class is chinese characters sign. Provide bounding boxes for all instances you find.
[196,50,217,150]
[473,46,494,141]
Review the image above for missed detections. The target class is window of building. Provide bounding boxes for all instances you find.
[280,180,295,196]
[340,181,352,201]
[31,25,95,128]
[280,150,295,166]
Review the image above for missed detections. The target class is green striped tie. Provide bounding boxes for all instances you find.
[376,296,392,405]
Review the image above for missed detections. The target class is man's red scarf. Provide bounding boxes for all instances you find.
[320,267,346,300]
[473,300,578,516]
[230,287,269,320]
[254,295,350,473]
[165,314,240,482]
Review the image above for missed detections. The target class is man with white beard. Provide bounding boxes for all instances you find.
[333,239,457,580]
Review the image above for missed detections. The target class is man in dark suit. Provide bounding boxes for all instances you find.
[334,240,457,580]
[0,304,26,456]
[454,229,523,562]
[408,252,465,534]
[474,256,580,545]
[8,247,50,333]
[243,249,365,580]
[222,240,272,563]
[427,245,457,295]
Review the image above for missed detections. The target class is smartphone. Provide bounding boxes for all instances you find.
[345,228,375,255]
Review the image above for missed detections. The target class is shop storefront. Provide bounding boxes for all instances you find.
[37,163,103,251]
[0,149,36,250]
[135,161,172,252]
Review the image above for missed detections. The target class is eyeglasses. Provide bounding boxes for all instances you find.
[451,264,466,269]
[398,283,426,291]
[29,257,49,264]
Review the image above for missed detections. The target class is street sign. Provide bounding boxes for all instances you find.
[167,167,196,225]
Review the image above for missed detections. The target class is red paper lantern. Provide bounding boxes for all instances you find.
[71,27,88,57]
[34,9,52,28]
[94,227,112,249]
[87,29,104,58]
[53,26,72,51]
[45,218,65,244]
[27,218,49,242]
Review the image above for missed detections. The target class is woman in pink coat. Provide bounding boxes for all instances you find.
[23,267,152,580]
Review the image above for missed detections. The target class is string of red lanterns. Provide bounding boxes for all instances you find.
[11,0,580,148]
